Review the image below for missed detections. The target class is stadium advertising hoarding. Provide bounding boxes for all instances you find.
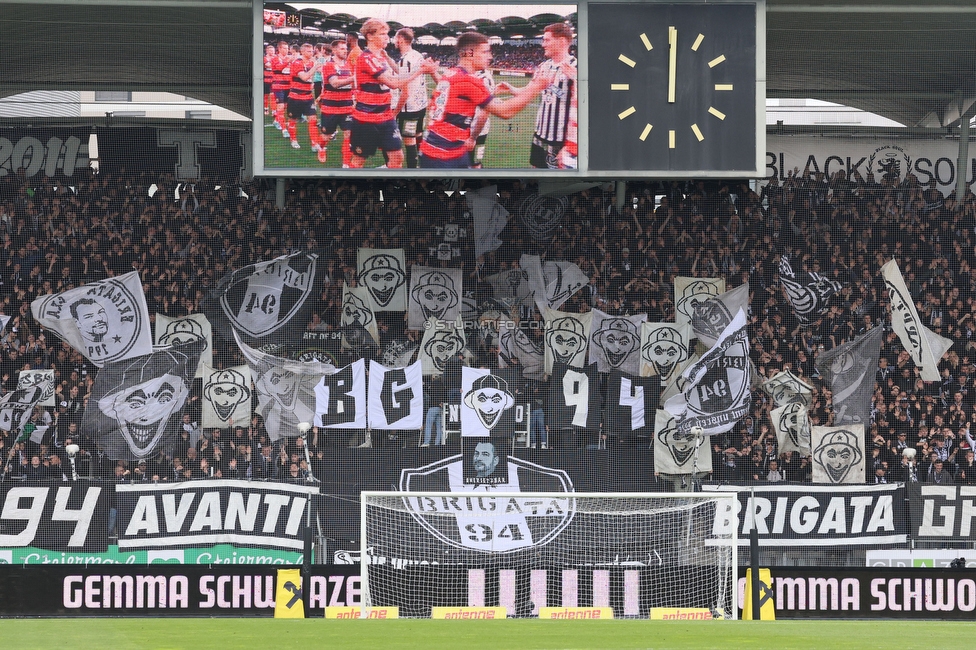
[254,1,764,178]
[736,568,976,620]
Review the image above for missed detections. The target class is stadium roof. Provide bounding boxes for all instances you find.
[1,0,975,129]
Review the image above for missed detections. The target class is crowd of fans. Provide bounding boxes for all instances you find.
[1,162,975,488]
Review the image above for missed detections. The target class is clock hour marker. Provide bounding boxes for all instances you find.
[618,54,636,68]
[708,54,726,68]
[669,130,675,149]
[618,106,636,120]
[640,33,652,50]
[691,34,705,51]
[639,124,653,141]
[691,124,704,141]
[708,107,726,120]
[611,84,630,90]
[715,84,733,91]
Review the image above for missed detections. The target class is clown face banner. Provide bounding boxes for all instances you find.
[691,282,749,348]
[543,309,591,374]
[155,313,213,378]
[31,271,154,367]
[85,340,205,460]
[654,409,712,476]
[761,368,814,408]
[674,276,725,331]
[408,266,462,329]
[18,369,56,407]
[201,364,252,430]
[640,321,692,384]
[418,322,466,377]
[234,331,336,440]
[771,401,811,455]
[357,248,407,312]
[340,283,380,350]
[588,309,644,374]
[812,425,865,484]
[460,367,517,438]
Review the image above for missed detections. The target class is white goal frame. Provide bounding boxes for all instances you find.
[360,491,738,620]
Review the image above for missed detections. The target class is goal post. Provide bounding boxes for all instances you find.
[360,491,737,619]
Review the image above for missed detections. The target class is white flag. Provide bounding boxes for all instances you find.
[674,277,725,331]
[18,369,56,407]
[664,309,750,435]
[691,282,749,348]
[367,360,423,430]
[469,185,510,258]
[418,322,466,376]
[654,410,712,475]
[761,369,814,407]
[155,313,213,378]
[882,259,952,381]
[201,364,252,430]
[314,359,367,429]
[357,248,407,312]
[812,425,865,484]
[340,283,380,349]
[544,308,591,374]
[408,266,463,329]
[640,322,692,381]
[771,402,811,455]
[31,271,153,367]
[521,254,588,313]
[588,309,645,374]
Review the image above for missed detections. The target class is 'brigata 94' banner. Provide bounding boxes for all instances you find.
[703,483,907,547]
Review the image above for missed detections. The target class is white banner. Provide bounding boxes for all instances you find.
[367,360,424,430]
[155,313,213,378]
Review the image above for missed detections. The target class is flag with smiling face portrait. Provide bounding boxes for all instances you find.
[543,309,591,374]
[674,277,725,332]
[201,364,252,430]
[154,313,213,378]
[418,322,467,377]
[407,266,463,330]
[340,283,380,350]
[357,248,407,312]
[691,282,749,348]
[811,425,865,484]
[84,340,205,461]
[31,271,154,368]
[588,309,645,375]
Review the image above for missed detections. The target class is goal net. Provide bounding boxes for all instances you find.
[360,491,737,619]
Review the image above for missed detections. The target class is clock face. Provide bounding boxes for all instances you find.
[588,3,758,173]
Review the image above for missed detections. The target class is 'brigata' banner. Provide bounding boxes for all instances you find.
[908,483,976,542]
[0,482,111,552]
[703,483,907,547]
[115,480,318,551]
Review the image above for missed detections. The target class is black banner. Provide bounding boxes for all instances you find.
[0,128,92,179]
[0,482,111,553]
[0,564,357,617]
[703,483,908,547]
[909,483,976,542]
[94,127,246,180]
[115,480,318,552]
[741,567,976,619]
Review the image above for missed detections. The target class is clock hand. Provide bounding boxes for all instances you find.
[668,26,677,103]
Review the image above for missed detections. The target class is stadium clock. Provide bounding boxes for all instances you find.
[587,2,760,174]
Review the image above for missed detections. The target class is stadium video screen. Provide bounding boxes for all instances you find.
[257,3,578,176]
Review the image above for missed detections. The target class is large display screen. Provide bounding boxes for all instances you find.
[254,1,765,178]
[258,3,577,175]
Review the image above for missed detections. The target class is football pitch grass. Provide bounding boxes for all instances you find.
[1,619,970,649]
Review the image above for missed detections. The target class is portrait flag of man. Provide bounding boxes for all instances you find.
[18,369,56,407]
[771,401,811,455]
[201,364,252,430]
[882,258,953,382]
[761,368,813,408]
[154,313,213,378]
[469,185,510,259]
[811,425,865,484]
[673,276,725,331]
[234,330,336,440]
[31,271,154,367]
[84,340,206,461]
[356,248,407,312]
[407,266,463,329]
[779,254,844,326]
[367,360,424,430]
[814,326,883,427]
[691,282,749,348]
[588,309,645,375]
[654,409,712,476]
[664,309,750,436]
[313,359,367,430]
[543,308,591,374]
[205,250,323,347]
